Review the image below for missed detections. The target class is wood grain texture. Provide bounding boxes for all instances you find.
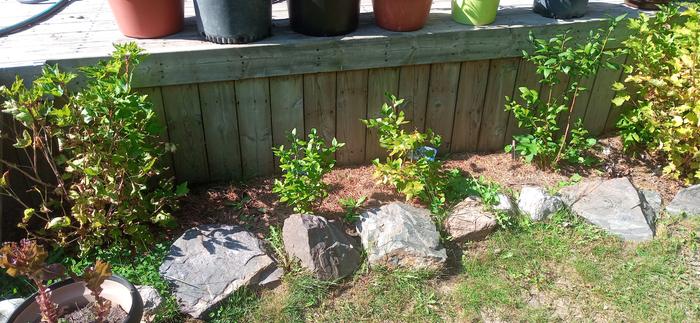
[365,67,400,162]
[198,81,243,181]
[504,59,541,146]
[303,72,337,141]
[270,75,304,167]
[235,78,275,179]
[425,62,461,153]
[336,70,369,166]
[477,58,520,152]
[136,87,175,178]
[583,55,626,136]
[398,65,430,132]
[452,60,490,152]
[161,84,210,183]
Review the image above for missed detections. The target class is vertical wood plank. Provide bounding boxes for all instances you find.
[452,60,490,153]
[198,81,243,181]
[303,72,337,141]
[425,62,461,153]
[269,75,304,168]
[583,55,626,136]
[235,78,274,179]
[137,87,174,178]
[604,54,631,132]
[161,84,210,183]
[398,65,430,132]
[336,70,368,166]
[567,76,595,128]
[365,67,400,162]
[477,58,520,152]
[504,59,541,146]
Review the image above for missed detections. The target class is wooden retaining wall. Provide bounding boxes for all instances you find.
[138,56,626,184]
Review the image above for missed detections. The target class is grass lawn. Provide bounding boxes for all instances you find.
[205,212,700,322]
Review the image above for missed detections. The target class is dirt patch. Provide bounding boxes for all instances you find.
[171,136,683,239]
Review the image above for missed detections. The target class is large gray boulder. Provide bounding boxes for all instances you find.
[159,225,277,319]
[666,184,700,216]
[444,196,497,242]
[356,203,446,269]
[518,186,563,221]
[560,178,655,241]
[0,298,23,323]
[283,214,361,280]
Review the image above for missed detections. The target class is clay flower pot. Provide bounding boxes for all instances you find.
[373,0,433,32]
[8,275,143,323]
[108,0,184,38]
[533,0,589,19]
[287,0,360,36]
[624,0,669,10]
[452,0,501,26]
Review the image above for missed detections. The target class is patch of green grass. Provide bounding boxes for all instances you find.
[208,287,260,322]
[282,272,335,322]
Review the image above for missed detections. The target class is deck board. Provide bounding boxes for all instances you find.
[1,0,640,87]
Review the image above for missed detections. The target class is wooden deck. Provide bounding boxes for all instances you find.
[1,0,639,87]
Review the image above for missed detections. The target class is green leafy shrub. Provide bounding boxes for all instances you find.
[338,195,367,223]
[0,43,186,254]
[505,17,625,168]
[614,5,700,184]
[363,94,447,214]
[272,128,344,214]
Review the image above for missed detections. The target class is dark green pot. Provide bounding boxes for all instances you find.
[194,0,271,44]
[287,0,360,37]
[533,0,588,19]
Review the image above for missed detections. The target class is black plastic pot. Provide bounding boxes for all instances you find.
[8,275,143,323]
[533,0,589,19]
[194,0,271,44]
[288,0,360,37]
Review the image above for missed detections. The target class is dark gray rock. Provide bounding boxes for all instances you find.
[282,214,361,280]
[444,196,497,242]
[0,298,23,323]
[257,267,283,289]
[560,178,655,241]
[518,186,563,221]
[356,203,447,269]
[159,225,276,319]
[137,285,162,323]
[641,190,662,216]
[666,184,700,216]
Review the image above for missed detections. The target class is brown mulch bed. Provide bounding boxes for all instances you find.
[170,136,683,240]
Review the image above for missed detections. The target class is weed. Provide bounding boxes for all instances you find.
[338,196,367,223]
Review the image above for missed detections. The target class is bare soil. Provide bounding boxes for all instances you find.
[171,136,683,239]
[61,302,127,323]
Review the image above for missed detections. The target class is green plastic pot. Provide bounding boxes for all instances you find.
[452,0,501,26]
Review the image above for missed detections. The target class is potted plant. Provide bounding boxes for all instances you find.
[624,0,669,10]
[107,0,184,38]
[373,0,433,31]
[533,0,589,19]
[2,240,144,323]
[452,0,501,26]
[194,0,272,44]
[287,0,360,36]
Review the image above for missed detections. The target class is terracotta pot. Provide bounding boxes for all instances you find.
[8,275,143,323]
[373,0,433,32]
[108,0,184,38]
[624,0,669,10]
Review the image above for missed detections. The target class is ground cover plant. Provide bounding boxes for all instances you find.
[272,128,344,214]
[0,43,187,254]
[505,16,626,168]
[615,4,700,184]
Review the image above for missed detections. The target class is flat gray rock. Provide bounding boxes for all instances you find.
[137,285,162,323]
[356,203,447,270]
[159,225,276,319]
[0,298,23,323]
[666,184,700,216]
[493,193,517,216]
[444,196,497,242]
[641,190,662,216]
[283,214,361,280]
[560,178,655,241]
[518,186,563,221]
